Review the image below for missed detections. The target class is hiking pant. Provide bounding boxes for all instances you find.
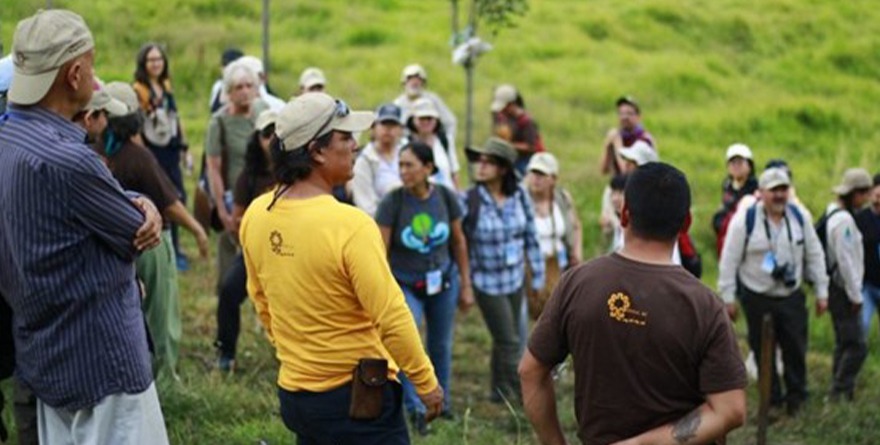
[215,254,249,360]
[829,281,868,399]
[216,231,238,293]
[136,230,181,381]
[862,282,880,341]
[278,382,409,445]
[475,287,525,402]
[397,269,459,415]
[740,286,808,407]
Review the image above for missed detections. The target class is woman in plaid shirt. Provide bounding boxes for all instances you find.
[462,137,545,403]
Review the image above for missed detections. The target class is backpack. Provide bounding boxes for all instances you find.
[388,184,459,242]
[815,208,845,275]
[461,185,531,242]
[743,202,805,261]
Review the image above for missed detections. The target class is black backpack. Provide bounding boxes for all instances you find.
[815,208,844,274]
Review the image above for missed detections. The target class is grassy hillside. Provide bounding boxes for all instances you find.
[4,0,880,444]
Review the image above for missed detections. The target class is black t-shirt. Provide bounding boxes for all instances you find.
[529,253,747,445]
[855,208,880,286]
[108,141,179,228]
[375,185,462,275]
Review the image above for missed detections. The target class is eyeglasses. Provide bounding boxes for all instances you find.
[309,99,350,144]
[476,155,500,166]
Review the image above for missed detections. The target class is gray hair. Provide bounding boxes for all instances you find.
[223,62,258,94]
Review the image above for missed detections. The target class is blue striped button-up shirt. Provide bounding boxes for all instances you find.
[466,185,545,296]
[0,106,153,410]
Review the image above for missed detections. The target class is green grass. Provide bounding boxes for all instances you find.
[4,0,880,443]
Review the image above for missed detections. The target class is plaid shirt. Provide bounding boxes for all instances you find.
[465,185,545,295]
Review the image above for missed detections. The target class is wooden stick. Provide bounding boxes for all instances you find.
[756,313,775,445]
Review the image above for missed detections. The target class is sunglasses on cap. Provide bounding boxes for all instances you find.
[309,99,350,144]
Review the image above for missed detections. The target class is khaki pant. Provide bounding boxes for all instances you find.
[37,383,168,445]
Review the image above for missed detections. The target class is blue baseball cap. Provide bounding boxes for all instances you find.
[375,103,402,125]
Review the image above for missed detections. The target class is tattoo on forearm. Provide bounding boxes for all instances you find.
[672,408,701,444]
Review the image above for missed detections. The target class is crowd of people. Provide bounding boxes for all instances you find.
[0,8,878,445]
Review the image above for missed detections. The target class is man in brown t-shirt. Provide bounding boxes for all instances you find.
[520,163,747,445]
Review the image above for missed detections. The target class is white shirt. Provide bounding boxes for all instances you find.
[613,230,682,265]
[259,85,286,111]
[429,137,459,190]
[351,141,404,217]
[826,203,864,304]
[534,203,566,258]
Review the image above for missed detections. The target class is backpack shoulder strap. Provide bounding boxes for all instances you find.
[216,112,229,189]
[463,186,482,238]
[742,203,758,262]
[787,203,805,228]
[388,186,405,237]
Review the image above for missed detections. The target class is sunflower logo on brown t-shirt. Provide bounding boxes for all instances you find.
[607,292,647,326]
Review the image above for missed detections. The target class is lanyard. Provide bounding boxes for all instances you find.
[763,209,796,260]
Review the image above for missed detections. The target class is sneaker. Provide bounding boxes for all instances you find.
[176,254,190,272]
[217,356,236,373]
[409,411,429,436]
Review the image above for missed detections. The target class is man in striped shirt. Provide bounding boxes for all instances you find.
[0,10,169,444]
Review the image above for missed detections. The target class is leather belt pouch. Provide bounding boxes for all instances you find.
[349,358,388,420]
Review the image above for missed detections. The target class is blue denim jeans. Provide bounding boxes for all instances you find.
[396,267,459,415]
[278,382,409,445]
[862,283,880,341]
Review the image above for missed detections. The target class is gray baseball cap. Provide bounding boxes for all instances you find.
[759,167,791,190]
[276,92,373,150]
[84,79,127,117]
[9,9,94,105]
[832,168,872,196]
[103,81,140,116]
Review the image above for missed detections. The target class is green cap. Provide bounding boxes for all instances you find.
[466,137,517,166]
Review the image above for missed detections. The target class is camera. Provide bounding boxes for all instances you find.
[771,262,797,288]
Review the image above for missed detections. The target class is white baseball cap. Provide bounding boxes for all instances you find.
[400,64,427,83]
[619,140,659,166]
[526,152,559,176]
[299,67,326,89]
[725,143,753,161]
[411,97,439,119]
[491,84,517,113]
[9,9,95,105]
[275,93,373,150]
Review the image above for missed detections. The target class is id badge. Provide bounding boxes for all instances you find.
[557,246,569,270]
[426,269,443,296]
[761,252,776,274]
[505,242,519,266]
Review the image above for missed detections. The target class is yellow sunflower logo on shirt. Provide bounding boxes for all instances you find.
[607,292,648,326]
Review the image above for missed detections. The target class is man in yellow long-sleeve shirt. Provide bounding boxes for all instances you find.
[240,92,443,444]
